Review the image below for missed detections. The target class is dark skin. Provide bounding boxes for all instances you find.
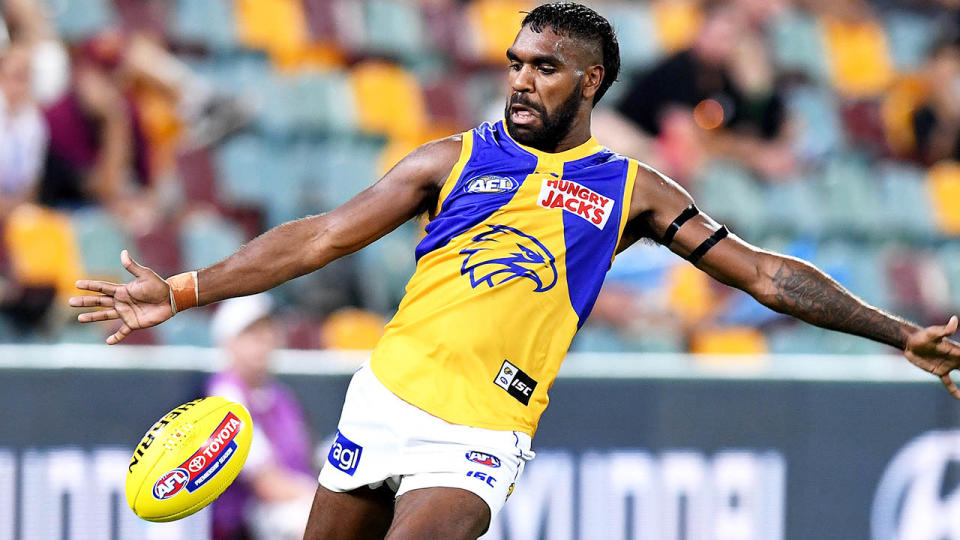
[70,24,960,540]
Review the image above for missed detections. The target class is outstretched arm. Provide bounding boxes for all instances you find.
[70,136,463,344]
[621,164,960,397]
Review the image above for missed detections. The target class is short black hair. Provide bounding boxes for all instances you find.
[521,2,620,105]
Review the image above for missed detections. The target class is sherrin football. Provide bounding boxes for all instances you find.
[125,396,253,522]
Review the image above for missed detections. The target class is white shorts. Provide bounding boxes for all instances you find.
[318,363,535,520]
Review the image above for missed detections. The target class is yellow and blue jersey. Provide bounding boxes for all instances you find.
[371,120,639,435]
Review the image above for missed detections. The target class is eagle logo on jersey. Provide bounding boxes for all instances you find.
[459,224,557,292]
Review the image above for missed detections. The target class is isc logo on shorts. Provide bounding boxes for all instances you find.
[328,431,363,476]
[494,360,537,406]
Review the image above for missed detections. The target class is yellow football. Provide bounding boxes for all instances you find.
[125,396,253,522]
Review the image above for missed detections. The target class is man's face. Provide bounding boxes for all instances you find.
[504,25,592,150]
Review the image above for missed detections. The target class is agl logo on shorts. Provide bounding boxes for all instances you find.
[537,179,615,229]
[328,431,363,476]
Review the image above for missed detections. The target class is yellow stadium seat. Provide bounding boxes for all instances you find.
[350,61,427,140]
[465,0,532,63]
[927,161,960,235]
[666,263,715,324]
[321,308,386,350]
[234,0,312,67]
[880,74,928,157]
[690,326,769,356]
[3,204,83,298]
[820,15,895,98]
[651,0,703,53]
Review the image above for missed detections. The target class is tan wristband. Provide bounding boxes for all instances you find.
[167,271,199,314]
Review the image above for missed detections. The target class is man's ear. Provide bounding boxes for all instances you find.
[581,64,604,102]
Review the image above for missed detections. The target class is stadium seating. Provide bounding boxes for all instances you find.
[171,0,237,51]
[70,208,135,282]
[179,211,247,270]
[363,0,429,60]
[51,0,116,39]
[23,0,960,352]
[350,61,427,140]
[650,0,702,53]
[463,0,532,64]
[820,14,895,98]
[604,3,662,73]
[927,161,960,235]
[883,10,936,72]
[768,8,830,83]
[3,205,83,298]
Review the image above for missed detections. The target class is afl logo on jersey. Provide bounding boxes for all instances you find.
[466,175,519,194]
[460,224,557,292]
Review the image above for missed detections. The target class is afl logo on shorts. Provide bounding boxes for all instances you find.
[466,451,501,468]
[466,175,519,194]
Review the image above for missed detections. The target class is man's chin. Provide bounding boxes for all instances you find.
[505,120,543,146]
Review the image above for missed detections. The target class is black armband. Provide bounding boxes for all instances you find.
[660,204,699,246]
[687,226,729,264]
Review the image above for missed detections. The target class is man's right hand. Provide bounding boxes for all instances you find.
[69,250,174,344]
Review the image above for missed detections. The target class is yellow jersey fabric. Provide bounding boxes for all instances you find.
[370,121,638,436]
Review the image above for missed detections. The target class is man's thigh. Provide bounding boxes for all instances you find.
[385,487,490,540]
[303,484,395,540]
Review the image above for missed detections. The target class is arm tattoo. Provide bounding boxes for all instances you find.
[768,259,916,349]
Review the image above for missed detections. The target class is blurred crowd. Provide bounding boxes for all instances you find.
[1,0,959,355]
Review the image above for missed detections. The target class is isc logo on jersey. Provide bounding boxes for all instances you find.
[537,179,615,229]
[466,175,519,194]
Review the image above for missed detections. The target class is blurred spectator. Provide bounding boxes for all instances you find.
[0,42,46,217]
[40,37,146,209]
[912,39,960,164]
[206,294,316,540]
[596,2,793,182]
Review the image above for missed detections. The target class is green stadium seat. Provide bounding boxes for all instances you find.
[153,309,212,347]
[364,0,428,59]
[814,154,882,237]
[604,3,661,73]
[215,134,269,206]
[70,208,135,282]
[356,221,420,313]
[884,11,936,72]
[693,160,766,241]
[172,0,237,51]
[51,0,115,39]
[938,244,960,310]
[763,177,825,238]
[876,162,936,240]
[295,72,358,133]
[786,86,845,162]
[179,211,246,270]
[303,137,384,211]
[768,9,829,82]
